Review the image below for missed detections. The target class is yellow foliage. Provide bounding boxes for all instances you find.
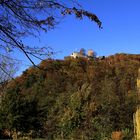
[134,106,140,140]
[137,79,140,90]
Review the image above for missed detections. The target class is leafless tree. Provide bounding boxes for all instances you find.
[0,0,102,77]
[0,54,19,83]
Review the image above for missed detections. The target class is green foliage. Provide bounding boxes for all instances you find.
[0,54,140,139]
[0,86,47,138]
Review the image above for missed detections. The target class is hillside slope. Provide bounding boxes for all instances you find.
[0,53,140,139]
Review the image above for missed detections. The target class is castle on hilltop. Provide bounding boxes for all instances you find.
[65,48,96,59]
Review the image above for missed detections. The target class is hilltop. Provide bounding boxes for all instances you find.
[0,53,140,139]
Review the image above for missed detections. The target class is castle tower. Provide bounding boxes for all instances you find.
[87,50,93,57]
[79,48,86,56]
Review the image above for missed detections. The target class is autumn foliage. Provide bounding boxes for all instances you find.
[0,53,140,139]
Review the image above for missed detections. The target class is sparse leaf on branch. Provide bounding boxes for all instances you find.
[0,0,102,78]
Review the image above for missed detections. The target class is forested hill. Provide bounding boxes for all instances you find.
[1,53,140,139]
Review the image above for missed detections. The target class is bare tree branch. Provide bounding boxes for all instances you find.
[0,0,102,79]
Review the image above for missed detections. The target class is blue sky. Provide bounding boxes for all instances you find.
[45,0,140,58]
[16,0,140,75]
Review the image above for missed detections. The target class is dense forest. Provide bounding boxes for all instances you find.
[0,53,140,139]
